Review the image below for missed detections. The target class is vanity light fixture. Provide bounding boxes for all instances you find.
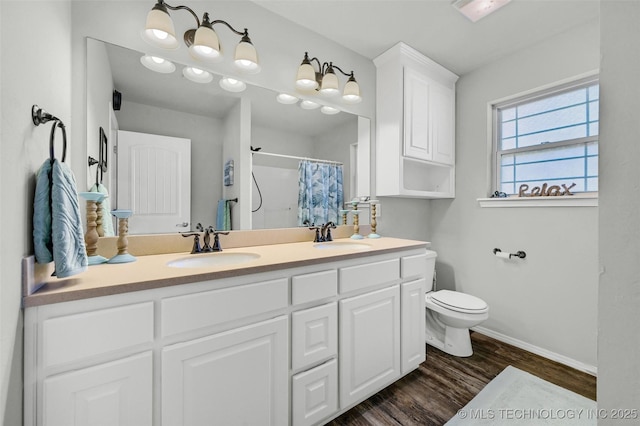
[140,54,176,73]
[219,76,246,92]
[182,66,213,83]
[142,0,260,73]
[300,100,320,110]
[276,93,299,105]
[452,0,511,22]
[295,52,362,104]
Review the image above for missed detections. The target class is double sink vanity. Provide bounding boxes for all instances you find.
[23,233,430,426]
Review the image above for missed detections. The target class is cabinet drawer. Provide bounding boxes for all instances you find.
[161,278,288,338]
[339,258,400,293]
[401,253,428,279]
[291,302,337,370]
[292,269,337,305]
[43,302,154,368]
[292,359,338,426]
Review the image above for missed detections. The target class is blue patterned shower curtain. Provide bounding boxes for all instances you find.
[297,160,344,226]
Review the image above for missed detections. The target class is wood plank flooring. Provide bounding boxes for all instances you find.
[326,331,596,425]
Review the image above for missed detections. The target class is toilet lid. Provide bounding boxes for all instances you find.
[430,290,488,313]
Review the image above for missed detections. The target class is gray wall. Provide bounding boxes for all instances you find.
[0,2,73,424]
[428,20,600,371]
[598,0,640,419]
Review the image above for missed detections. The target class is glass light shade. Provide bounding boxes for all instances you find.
[319,71,340,96]
[300,100,320,110]
[321,106,340,115]
[219,77,246,92]
[296,63,319,90]
[342,79,362,104]
[140,55,176,73]
[234,41,260,73]
[142,8,178,49]
[276,93,299,105]
[190,25,221,61]
[182,66,213,84]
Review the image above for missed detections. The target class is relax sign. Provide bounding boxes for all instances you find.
[518,183,576,197]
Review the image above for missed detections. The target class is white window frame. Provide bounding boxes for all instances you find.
[479,72,599,208]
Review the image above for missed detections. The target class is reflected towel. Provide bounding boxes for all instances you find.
[216,199,231,231]
[89,183,115,237]
[33,159,87,278]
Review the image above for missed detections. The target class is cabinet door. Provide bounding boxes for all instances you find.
[43,352,152,426]
[162,316,288,426]
[339,286,400,408]
[291,302,337,371]
[401,278,426,373]
[429,82,455,165]
[403,66,432,161]
[403,66,455,166]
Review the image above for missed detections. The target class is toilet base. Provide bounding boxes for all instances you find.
[425,310,474,357]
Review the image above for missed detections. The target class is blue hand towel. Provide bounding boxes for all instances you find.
[33,159,88,278]
[216,199,231,231]
[89,183,115,237]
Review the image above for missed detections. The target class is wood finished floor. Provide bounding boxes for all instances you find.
[326,332,596,426]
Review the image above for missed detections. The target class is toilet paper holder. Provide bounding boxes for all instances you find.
[493,248,527,259]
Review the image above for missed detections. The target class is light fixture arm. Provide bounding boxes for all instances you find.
[158,0,201,26]
[210,19,249,37]
[329,63,354,79]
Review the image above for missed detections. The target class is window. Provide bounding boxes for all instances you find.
[493,76,599,196]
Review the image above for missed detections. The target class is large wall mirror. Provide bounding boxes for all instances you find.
[86,38,371,235]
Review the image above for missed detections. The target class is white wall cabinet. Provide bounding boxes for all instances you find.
[24,248,428,426]
[375,42,458,198]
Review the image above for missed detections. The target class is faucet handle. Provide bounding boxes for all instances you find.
[210,229,229,251]
[181,232,202,254]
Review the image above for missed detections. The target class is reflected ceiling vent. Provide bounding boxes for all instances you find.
[452,0,511,22]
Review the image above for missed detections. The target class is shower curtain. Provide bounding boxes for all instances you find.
[297,160,344,226]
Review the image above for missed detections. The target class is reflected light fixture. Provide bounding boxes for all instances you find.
[142,0,260,73]
[276,93,299,104]
[219,76,246,92]
[295,52,361,104]
[182,66,213,83]
[140,55,176,73]
[452,0,511,22]
[300,100,320,110]
[320,106,340,115]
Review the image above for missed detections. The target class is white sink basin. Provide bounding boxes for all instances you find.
[313,241,371,250]
[167,252,260,268]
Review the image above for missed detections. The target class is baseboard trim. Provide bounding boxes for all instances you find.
[472,326,597,377]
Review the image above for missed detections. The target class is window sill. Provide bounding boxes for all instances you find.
[477,193,598,208]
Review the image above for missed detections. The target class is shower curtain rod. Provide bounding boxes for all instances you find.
[252,151,343,166]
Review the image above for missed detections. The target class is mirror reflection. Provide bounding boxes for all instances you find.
[86,38,368,235]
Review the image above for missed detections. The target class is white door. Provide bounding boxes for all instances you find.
[339,286,401,408]
[117,130,191,234]
[162,316,288,426]
[43,352,152,426]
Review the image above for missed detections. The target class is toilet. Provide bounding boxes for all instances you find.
[424,250,489,357]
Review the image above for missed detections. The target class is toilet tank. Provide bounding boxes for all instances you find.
[425,250,437,292]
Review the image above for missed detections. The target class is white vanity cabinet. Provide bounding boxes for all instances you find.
[24,245,428,426]
[375,42,458,198]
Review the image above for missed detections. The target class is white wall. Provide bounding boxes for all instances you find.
[598,0,640,419]
[428,21,600,371]
[115,101,224,229]
[0,2,72,423]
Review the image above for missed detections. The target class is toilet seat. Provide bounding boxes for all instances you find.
[428,290,488,314]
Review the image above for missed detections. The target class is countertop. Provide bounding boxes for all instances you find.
[24,237,428,307]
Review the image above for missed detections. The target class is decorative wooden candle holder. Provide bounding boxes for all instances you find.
[108,210,136,264]
[78,192,108,265]
[368,200,381,239]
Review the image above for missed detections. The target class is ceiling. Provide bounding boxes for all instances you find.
[255,0,600,76]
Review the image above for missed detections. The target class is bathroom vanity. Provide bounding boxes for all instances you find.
[23,237,429,426]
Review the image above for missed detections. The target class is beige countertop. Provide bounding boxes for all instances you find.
[24,237,428,308]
